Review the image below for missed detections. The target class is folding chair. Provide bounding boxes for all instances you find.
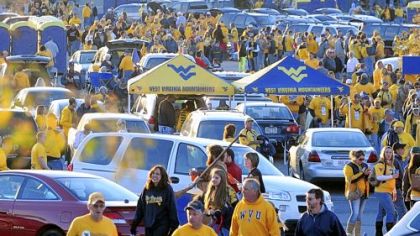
[87,72,113,93]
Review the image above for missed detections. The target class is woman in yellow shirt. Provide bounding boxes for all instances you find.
[223,124,236,143]
[343,150,370,236]
[374,146,399,234]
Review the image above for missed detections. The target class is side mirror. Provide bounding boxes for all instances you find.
[170,177,179,184]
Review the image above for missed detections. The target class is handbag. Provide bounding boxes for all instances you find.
[347,186,362,201]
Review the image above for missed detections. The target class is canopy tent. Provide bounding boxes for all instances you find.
[9,21,38,55]
[233,56,349,96]
[402,56,420,75]
[128,54,235,95]
[0,22,10,53]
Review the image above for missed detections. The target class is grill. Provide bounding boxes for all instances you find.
[296,195,306,202]
[298,206,307,213]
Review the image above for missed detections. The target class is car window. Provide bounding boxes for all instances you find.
[88,119,148,133]
[121,137,173,170]
[20,178,59,200]
[175,143,207,175]
[245,16,257,26]
[145,58,171,69]
[245,106,293,120]
[0,175,24,199]
[198,120,245,140]
[180,113,194,136]
[312,131,371,147]
[384,26,399,39]
[409,212,420,230]
[79,136,122,165]
[56,177,138,201]
[311,26,323,36]
[79,53,95,64]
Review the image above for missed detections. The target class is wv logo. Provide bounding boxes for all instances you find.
[167,64,196,81]
[278,66,307,83]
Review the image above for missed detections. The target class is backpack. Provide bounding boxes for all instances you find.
[385,129,399,147]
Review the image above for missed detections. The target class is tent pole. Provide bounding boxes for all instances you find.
[127,92,131,114]
[330,95,334,127]
[229,95,232,110]
[348,98,351,128]
[243,93,247,114]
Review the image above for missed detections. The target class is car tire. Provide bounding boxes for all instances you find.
[299,162,305,181]
[39,228,64,236]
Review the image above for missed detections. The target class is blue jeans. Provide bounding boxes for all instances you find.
[159,126,175,134]
[122,70,133,83]
[394,189,407,220]
[348,197,367,224]
[376,192,396,223]
[47,158,64,170]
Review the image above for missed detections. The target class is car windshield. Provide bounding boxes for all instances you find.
[79,52,95,64]
[197,120,262,140]
[24,91,73,108]
[88,119,149,133]
[246,106,293,120]
[118,6,141,14]
[312,131,371,147]
[55,177,138,201]
[289,24,310,33]
[254,15,275,25]
[229,146,283,176]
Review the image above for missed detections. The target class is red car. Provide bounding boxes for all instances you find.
[0,170,144,236]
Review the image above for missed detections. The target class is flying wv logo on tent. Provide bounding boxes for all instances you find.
[167,64,196,81]
[277,65,308,83]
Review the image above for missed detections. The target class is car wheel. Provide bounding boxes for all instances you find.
[40,228,64,236]
[299,162,305,181]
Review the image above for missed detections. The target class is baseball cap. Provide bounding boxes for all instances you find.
[88,192,105,205]
[392,142,406,151]
[184,200,204,213]
[393,121,404,128]
[245,117,253,123]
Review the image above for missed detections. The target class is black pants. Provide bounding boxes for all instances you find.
[145,224,169,236]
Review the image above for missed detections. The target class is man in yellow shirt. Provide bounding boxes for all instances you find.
[31,131,49,170]
[119,50,135,83]
[308,96,331,128]
[172,200,217,236]
[382,121,416,160]
[369,99,385,152]
[60,97,77,138]
[340,94,364,131]
[82,3,92,28]
[67,192,118,236]
[230,178,280,236]
[46,113,66,170]
[239,117,262,150]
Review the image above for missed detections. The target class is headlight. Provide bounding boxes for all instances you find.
[265,191,291,201]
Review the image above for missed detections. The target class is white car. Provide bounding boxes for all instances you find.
[69,50,96,82]
[213,71,250,84]
[48,98,104,121]
[288,128,377,182]
[385,201,420,236]
[138,53,196,73]
[70,132,333,234]
[204,93,272,110]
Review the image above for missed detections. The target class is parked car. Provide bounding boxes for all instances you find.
[0,170,141,236]
[48,98,105,121]
[312,8,342,15]
[278,8,308,16]
[213,71,250,84]
[288,128,377,182]
[0,55,51,86]
[70,132,334,234]
[0,109,37,169]
[131,94,206,132]
[235,102,299,149]
[114,3,147,23]
[227,12,276,35]
[204,93,272,110]
[168,1,209,18]
[180,109,263,140]
[306,14,339,23]
[67,113,151,150]
[11,87,74,116]
[385,201,420,236]
[138,53,195,73]
[68,50,96,85]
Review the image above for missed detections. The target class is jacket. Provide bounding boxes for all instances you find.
[343,161,370,199]
[230,195,280,236]
[131,185,179,234]
[60,106,76,137]
[295,204,346,236]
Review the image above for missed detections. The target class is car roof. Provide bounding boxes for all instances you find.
[18,87,72,93]
[237,101,288,107]
[190,110,251,121]
[1,170,102,178]
[0,108,31,113]
[6,55,50,63]
[80,113,145,120]
[50,98,84,104]
[306,128,364,134]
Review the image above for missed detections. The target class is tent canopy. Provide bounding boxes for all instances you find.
[402,56,420,75]
[128,54,235,95]
[233,56,349,95]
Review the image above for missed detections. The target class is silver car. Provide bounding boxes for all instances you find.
[288,128,377,182]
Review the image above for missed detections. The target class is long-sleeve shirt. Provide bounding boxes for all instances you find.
[158,99,176,127]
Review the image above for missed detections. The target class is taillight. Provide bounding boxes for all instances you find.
[103,212,126,224]
[286,124,299,133]
[308,151,321,162]
[149,116,155,125]
[367,152,378,163]
[67,163,73,171]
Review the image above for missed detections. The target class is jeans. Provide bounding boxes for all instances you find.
[47,158,64,170]
[122,70,133,84]
[394,189,407,221]
[376,192,396,223]
[159,126,175,134]
[348,197,367,224]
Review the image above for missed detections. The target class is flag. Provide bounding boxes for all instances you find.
[132,48,140,64]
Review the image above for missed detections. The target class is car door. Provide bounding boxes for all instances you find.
[0,175,25,236]
[12,177,62,236]
[116,137,174,194]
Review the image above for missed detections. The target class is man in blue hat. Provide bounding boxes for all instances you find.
[172,200,217,235]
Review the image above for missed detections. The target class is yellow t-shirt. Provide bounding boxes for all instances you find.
[31,143,47,170]
[119,55,134,71]
[67,214,118,236]
[353,83,376,97]
[368,107,385,134]
[36,115,47,131]
[374,162,396,193]
[239,128,258,150]
[0,148,8,171]
[304,58,319,69]
[45,129,65,158]
[172,224,217,236]
[341,103,364,130]
[308,97,331,124]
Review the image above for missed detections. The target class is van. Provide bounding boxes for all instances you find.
[70,132,333,233]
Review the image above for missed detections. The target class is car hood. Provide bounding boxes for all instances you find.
[262,175,319,193]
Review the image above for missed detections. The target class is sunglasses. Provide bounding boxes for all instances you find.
[358,158,365,161]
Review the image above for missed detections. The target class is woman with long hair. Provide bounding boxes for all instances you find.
[130,165,179,236]
[374,146,399,236]
[223,124,236,143]
[403,153,420,207]
[343,150,371,236]
[204,168,238,235]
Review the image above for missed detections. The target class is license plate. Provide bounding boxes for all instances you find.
[265,127,277,134]
[333,160,349,166]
